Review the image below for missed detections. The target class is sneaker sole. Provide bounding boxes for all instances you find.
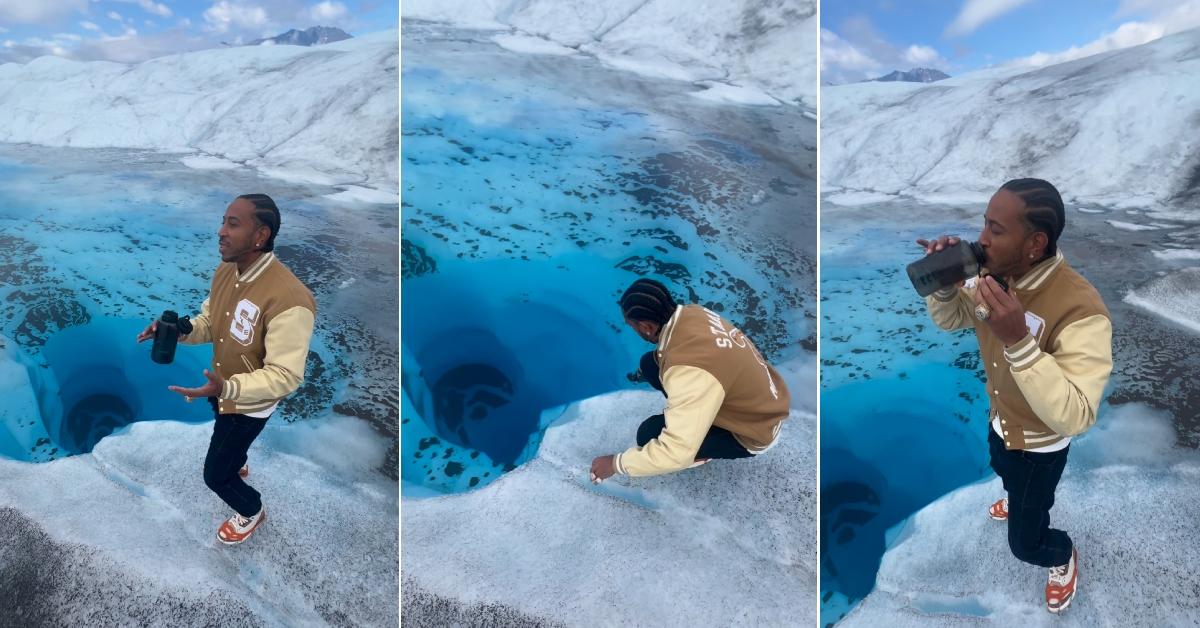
[989,513,1007,521]
[1048,593,1074,614]
[217,512,266,546]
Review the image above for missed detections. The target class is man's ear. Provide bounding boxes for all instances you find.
[1029,231,1049,259]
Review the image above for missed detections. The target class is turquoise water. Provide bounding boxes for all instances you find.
[401,29,815,495]
[0,146,396,465]
[820,217,991,626]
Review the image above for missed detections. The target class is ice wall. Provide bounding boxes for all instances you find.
[822,27,1200,211]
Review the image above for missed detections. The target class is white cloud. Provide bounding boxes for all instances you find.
[820,28,881,75]
[80,21,101,31]
[945,0,1035,38]
[137,0,172,17]
[1008,1,1200,68]
[309,1,347,22]
[903,44,941,66]
[178,17,193,28]
[822,17,950,84]
[108,10,124,21]
[203,1,271,34]
[0,0,89,25]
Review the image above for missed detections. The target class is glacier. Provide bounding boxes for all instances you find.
[821,196,1200,625]
[0,141,399,623]
[821,27,1200,211]
[402,0,818,111]
[401,17,816,626]
[0,30,399,198]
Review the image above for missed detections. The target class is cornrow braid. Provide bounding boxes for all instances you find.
[619,278,678,325]
[1001,178,1065,259]
[237,193,281,252]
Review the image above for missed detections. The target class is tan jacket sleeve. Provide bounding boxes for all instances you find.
[924,284,976,331]
[179,297,213,345]
[1004,314,1112,436]
[613,365,725,477]
[220,306,315,404]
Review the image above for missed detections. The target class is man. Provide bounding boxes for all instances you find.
[919,178,1112,614]
[589,278,790,481]
[137,194,316,545]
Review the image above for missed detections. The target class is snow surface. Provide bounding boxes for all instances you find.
[822,27,1200,211]
[402,0,818,110]
[1125,267,1200,335]
[840,403,1200,626]
[0,414,398,625]
[0,149,400,623]
[0,30,398,195]
[402,366,816,626]
[492,33,578,56]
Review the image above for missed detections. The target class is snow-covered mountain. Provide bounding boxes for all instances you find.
[822,27,1200,211]
[402,0,818,110]
[0,30,397,196]
[870,68,949,83]
[248,26,353,47]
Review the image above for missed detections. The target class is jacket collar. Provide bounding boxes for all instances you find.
[237,252,275,283]
[1013,250,1064,291]
[655,305,684,358]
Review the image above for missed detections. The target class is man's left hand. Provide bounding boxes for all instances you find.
[976,276,1029,346]
[168,368,225,401]
[590,455,617,483]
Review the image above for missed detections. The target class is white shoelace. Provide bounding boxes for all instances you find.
[1049,561,1072,585]
[233,513,253,528]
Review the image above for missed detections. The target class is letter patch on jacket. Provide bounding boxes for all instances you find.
[230,299,261,346]
[1025,311,1046,342]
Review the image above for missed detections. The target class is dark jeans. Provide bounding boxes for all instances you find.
[634,351,752,460]
[988,426,1073,567]
[205,397,269,517]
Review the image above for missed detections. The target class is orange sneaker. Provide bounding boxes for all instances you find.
[1046,547,1079,613]
[239,464,249,479]
[217,507,266,545]
[989,497,1008,521]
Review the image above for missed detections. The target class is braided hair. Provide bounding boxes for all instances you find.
[618,278,677,325]
[1000,178,1065,259]
[237,193,281,252]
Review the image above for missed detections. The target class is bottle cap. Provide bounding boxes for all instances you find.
[160,310,178,324]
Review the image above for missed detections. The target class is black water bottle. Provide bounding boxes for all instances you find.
[906,240,985,297]
[151,310,192,364]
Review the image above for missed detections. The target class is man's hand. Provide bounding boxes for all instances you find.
[168,369,225,401]
[590,455,617,484]
[975,275,1029,346]
[915,235,960,256]
[136,320,157,343]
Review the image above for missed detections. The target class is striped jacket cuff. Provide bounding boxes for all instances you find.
[220,377,240,401]
[613,453,626,476]
[1004,333,1042,371]
[932,286,958,302]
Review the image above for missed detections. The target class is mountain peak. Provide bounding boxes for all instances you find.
[869,68,950,83]
[249,26,353,47]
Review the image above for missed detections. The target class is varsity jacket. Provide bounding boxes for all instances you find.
[925,251,1112,450]
[180,252,317,417]
[614,305,791,477]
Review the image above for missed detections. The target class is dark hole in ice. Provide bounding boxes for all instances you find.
[63,393,135,455]
[27,319,215,456]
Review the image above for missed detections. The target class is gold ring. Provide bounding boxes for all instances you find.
[974,304,991,321]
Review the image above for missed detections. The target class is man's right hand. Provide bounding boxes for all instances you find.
[915,235,960,256]
[136,320,157,343]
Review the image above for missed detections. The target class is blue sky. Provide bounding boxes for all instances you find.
[0,0,397,63]
[822,0,1200,83]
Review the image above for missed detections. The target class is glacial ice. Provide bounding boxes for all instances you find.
[402,0,818,110]
[0,31,399,197]
[821,27,1200,210]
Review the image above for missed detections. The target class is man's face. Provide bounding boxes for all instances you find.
[624,315,661,344]
[977,189,1034,278]
[217,199,267,263]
